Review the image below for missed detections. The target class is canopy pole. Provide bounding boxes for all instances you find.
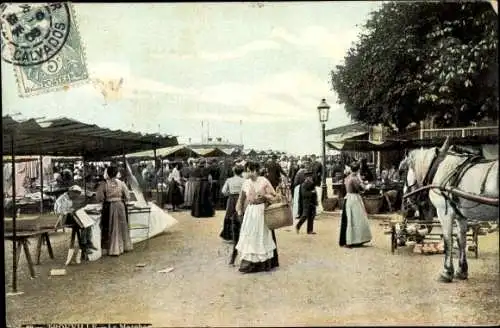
[153,146,161,194]
[39,155,44,215]
[11,136,18,294]
[82,156,87,196]
[122,152,126,184]
[160,155,164,194]
[121,146,126,185]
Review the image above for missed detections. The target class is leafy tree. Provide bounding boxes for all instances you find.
[331,1,498,131]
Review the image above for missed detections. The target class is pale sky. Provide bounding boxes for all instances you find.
[2,2,382,155]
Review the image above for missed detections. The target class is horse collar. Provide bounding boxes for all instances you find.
[422,148,447,187]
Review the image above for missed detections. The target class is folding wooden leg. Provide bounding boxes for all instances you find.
[22,240,36,278]
[36,235,43,265]
[15,240,22,268]
[44,233,54,259]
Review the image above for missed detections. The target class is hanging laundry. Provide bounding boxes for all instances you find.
[42,157,53,186]
[16,162,28,197]
[26,160,39,180]
[4,163,13,196]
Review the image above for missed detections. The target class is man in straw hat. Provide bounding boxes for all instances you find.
[54,185,95,264]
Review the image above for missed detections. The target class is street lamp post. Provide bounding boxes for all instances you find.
[317,98,330,202]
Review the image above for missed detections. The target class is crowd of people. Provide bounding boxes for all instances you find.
[134,154,326,217]
[49,152,401,266]
[217,156,384,274]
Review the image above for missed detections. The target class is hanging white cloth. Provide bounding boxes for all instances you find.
[4,163,13,196]
[25,160,39,179]
[42,157,53,186]
[14,162,28,197]
[127,160,147,207]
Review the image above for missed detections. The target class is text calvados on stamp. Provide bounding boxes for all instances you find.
[1,2,89,97]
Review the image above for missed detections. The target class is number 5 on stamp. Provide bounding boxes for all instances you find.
[1,2,89,97]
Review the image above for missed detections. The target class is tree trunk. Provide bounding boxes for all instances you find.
[453,106,460,127]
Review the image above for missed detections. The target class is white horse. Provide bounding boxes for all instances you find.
[400,139,498,282]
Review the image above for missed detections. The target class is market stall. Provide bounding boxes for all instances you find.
[3,115,178,293]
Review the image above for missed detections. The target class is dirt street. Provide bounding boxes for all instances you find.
[5,210,500,327]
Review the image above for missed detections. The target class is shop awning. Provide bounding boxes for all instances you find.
[218,147,239,155]
[2,116,178,159]
[243,149,257,156]
[193,148,227,157]
[327,135,498,152]
[126,145,199,159]
[327,139,403,151]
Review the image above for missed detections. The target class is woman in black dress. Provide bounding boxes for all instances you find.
[220,165,245,242]
[191,160,215,218]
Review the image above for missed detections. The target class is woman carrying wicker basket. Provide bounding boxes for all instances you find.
[339,162,373,248]
[235,161,279,273]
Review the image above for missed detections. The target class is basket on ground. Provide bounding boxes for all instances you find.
[322,197,338,211]
[363,195,384,214]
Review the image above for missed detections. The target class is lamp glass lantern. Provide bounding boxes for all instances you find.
[317,98,330,123]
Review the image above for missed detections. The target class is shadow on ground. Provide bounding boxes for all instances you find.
[5,210,500,327]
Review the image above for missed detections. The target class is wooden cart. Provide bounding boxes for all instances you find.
[382,217,487,258]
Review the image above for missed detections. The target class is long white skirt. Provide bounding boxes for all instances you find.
[236,203,276,263]
[343,193,372,245]
[315,186,323,214]
[292,185,300,218]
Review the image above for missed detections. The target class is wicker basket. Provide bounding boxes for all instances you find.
[363,195,384,214]
[264,203,293,230]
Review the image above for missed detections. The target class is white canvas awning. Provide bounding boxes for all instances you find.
[126,145,198,159]
[193,148,228,157]
[326,131,368,150]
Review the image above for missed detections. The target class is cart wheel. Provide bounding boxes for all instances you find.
[391,225,397,254]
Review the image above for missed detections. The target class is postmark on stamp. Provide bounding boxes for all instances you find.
[1,3,89,97]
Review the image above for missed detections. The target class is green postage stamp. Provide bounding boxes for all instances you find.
[1,2,89,97]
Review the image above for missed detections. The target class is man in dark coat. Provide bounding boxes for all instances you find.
[265,154,287,189]
[296,170,318,234]
[310,154,323,187]
[288,158,299,184]
[359,158,375,182]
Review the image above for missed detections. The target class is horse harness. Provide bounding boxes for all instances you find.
[421,148,496,219]
[406,148,448,214]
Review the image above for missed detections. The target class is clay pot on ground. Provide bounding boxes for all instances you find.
[322,197,338,211]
